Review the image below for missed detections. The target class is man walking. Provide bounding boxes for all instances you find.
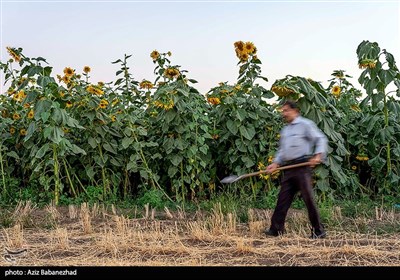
[265,100,328,239]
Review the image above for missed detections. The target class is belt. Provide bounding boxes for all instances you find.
[281,155,311,167]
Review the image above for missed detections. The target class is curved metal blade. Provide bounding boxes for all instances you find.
[220,175,240,184]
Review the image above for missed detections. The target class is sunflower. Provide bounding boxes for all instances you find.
[86,85,104,96]
[6,47,21,62]
[20,90,27,99]
[98,99,109,109]
[62,75,71,85]
[63,67,75,77]
[13,113,21,120]
[239,53,249,62]
[139,80,154,90]
[271,85,294,97]
[351,166,357,171]
[358,59,377,69]
[207,97,221,105]
[27,110,34,119]
[66,101,73,108]
[13,92,21,102]
[112,98,119,106]
[356,154,369,161]
[244,41,256,54]
[83,66,91,73]
[350,104,361,112]
[153,99,174,110]
[332,85,341,98]
[10,127,16,135]
[257,162,272,180]
[164,68,180,79]
[20,129,27,136]
[111,115,116,122]
[234,41,244,52]
[150,50,160,61]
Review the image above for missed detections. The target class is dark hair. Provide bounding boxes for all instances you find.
[282,100,298,110]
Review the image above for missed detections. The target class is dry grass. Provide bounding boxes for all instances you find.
[0,203,399,266]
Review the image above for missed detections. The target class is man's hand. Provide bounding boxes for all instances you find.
[266,162,279,174]
[309,153,322,167]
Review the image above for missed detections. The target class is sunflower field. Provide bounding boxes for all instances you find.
[1,40,399,205]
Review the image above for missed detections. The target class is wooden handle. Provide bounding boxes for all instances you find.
[277,161,312,171]
[238,162,312,180]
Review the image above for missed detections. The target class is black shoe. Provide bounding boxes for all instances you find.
[310,231,326,239]
[264,229,283,237]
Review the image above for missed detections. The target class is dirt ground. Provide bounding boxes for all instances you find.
[1,203,399,266]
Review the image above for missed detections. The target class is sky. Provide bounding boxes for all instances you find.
[1,0,400,95]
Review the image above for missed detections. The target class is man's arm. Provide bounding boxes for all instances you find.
[307,121,328,165]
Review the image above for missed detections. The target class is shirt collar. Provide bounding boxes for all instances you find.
[290,115,301,125]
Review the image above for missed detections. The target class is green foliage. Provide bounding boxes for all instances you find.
[0,208,14,228]
[356,40,400,195]
[136,188,170,209]
[252,187,279,209]
[1,40,400,205]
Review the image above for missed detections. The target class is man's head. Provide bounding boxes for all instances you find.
[280,100,299,123]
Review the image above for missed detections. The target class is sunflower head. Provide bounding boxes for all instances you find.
[207,97,221,105]
[164,68,180,79]
[13,113,21,120]
[139,80,154,90]
[332,85,341,98]
[27,110,34,119]
[98,99,109,109]
[62,75,71,84]
[63,67,75,77]
[83,66,91,74]
[358,59,377,69]
[6,47,21,62]
[234,41,245,52]
[244,41,256,54]
[150,50,160,61]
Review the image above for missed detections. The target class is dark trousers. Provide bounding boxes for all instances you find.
[270,166,323,233]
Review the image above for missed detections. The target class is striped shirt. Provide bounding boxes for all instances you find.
[274,116,328,165]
